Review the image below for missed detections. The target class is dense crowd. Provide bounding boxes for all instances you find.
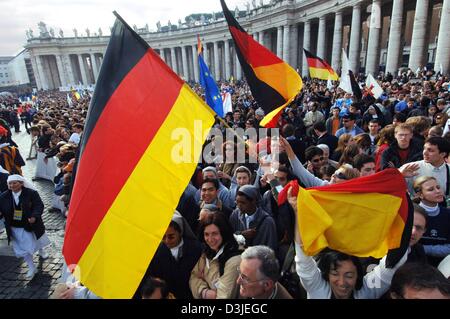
[0,68,449,299]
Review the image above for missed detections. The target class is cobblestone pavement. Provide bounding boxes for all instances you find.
[0,124,66,299]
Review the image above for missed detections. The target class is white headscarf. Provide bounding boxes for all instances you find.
[7,174,37,191]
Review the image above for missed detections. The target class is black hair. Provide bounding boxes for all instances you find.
[141,277,170,299]
[317,250,364,291]
[201,178,219,191]
[305,146,324,162]
[393,112,406,123]
[198,212,240,275]
[390,262,450,298]
[425,136,450,157]
[353,154,375,171]
[313,121,327,132]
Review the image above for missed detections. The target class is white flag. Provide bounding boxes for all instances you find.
[339,49,353,94]
[327,77,333,91]
[221,91,233,115]
[365,74,383,99]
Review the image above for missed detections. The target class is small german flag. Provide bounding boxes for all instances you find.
[279,169,412,260]
[220,0,302,128]
[304,49,339,81]
[62,12,215,298]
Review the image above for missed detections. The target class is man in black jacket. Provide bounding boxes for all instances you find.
[313,121,338,156]
[381,123,423,169]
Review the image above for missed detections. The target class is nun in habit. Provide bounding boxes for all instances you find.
[0,175,50,279]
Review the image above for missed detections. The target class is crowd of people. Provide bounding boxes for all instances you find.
[1,67,450,299]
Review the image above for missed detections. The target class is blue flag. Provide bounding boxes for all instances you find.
[198,36,223,117]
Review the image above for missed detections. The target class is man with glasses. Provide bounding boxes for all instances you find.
[237,245,293,299]
[305,146,326,177]
[380,123,423,170]
[335,113,364,138]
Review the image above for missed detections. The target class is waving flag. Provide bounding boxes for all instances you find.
[220,0,302,128]
[365,73,383,99]
[63,12,215,299]
[198,35,224,117]
[304,49,339,81]
[279,169,412,260]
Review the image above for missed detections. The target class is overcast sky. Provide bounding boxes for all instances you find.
[0,0,252,56]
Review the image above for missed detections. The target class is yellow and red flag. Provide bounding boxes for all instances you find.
[62,13,215,298]
[304,49,339,81]
[279,169,412,260]
[220,0,302,128]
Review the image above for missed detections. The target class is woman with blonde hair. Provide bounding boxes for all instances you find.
[413,176,450,267]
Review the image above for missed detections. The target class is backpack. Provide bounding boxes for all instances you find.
[1,146,22,175]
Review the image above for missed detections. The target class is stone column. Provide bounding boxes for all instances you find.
[214,41,220,79]
[253,33,258,41]
[63,55,76,86]
[192,45,199,82]
[170,47,178,74]
[224,40,231,81]
[158,49,165,63]
[181,46,188,80]
[283,24,290,62]
[317,16,327,59]
[366,0,382,75]
[302,20,311,77]
[434,0,450,75]
[349,3,362,72]
[203,43,209,66]
[385,0,404,75]
[258,31,264,45]
[236,53,242,80]
[55,55,68,87]
[408,0,429,71]
[32,56,43,90]
[77,54,88,85]
[332,11,343,72]
[37,56,51,90]
[291,24,299,68]
[277,26,283,58]
[90,53,99,81]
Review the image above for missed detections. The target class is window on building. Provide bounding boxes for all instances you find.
[0,73,3,77]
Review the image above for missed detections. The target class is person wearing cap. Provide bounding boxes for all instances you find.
[139,211,202,299]
[0,174,50,280]
[335,113,364,139]
[229,185,278,252]
[228,166,252,204]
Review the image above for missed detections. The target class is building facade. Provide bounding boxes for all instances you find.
[0,57,13,87]
[23,0,449,90]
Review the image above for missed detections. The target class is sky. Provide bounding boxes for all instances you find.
[0,0,253,56]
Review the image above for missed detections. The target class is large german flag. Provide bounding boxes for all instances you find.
[279,169,412,260]
[304,49,339,81]
[220,0,302,128]
[62,13,215,299]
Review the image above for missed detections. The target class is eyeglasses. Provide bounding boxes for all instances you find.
[332,172,347,180]
[236,267,266,285]
[311,156,324,163]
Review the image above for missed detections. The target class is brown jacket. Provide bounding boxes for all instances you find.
[189,253,241,299]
